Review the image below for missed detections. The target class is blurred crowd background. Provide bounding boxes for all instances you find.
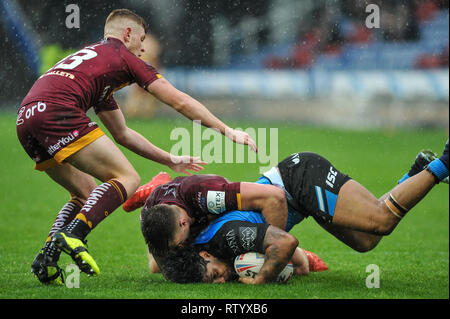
[1,0,448,128]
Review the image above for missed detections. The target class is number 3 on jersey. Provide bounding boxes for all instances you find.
[53,48,98,70]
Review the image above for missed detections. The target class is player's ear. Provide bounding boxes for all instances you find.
[123,27,132,42]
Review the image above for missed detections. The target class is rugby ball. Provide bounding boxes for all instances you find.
[234,252,294,283]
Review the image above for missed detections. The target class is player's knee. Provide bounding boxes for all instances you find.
[126,170,141,194]
[371,219,394,236]
[372,217,394,236]
[370,202,397,236]
[112,171,140,198]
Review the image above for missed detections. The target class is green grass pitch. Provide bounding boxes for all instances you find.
[0,111,448,299]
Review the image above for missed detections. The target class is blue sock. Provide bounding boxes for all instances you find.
[427,159,449,182]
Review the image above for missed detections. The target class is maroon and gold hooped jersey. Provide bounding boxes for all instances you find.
[21,37,161,112]
[17,37,161,170]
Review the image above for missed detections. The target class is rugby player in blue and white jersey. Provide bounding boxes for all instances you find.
[137,141,448,284]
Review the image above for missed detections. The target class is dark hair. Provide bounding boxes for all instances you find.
[105,8,147,33]
[162,246,208,283]
[140,204,179,256]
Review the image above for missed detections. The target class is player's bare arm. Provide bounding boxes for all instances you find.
[239,225,298,284]
[146,78,257,152]
[239,182,288,230]
[98,109,206,174]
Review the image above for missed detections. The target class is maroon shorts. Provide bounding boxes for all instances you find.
[16,101,105,171]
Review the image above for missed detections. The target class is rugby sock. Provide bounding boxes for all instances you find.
[43,199,83,261]
[426,139,449,183]
[64,180,127,239]
[427,159,449,183]
[46,198,84,241]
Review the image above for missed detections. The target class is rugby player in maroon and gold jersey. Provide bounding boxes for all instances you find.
[17,9,257,285]
[123,172,289,272]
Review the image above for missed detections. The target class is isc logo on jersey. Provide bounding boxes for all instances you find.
[207,191,226,214]
[326,166,338,188]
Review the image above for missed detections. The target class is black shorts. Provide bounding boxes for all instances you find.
[278,152,351,224]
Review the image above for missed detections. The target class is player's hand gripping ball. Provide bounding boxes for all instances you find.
[234,252,294,283]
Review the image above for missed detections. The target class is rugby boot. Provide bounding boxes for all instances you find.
[52,227,100,277]
[31,245,65,285]
[303,250,328,272]
[399,149,449,184]
[123,172,172,212]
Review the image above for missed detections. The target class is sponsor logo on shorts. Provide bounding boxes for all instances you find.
[47,130,79,155]
[207,191,226,214]
[16,102,47,126]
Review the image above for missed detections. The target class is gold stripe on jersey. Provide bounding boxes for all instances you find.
[236,193,242,210]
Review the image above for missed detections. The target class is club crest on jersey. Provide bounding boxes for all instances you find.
[206,191,226,214]
[240,227,257,250]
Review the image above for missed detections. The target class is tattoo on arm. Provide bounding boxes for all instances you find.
[257,226,296,283]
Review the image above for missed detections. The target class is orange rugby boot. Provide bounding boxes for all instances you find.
[123,172,172,212]
[304,250,329,272]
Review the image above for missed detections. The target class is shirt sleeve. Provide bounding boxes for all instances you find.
[120,47,162,89]
[93,96,119,114]
[206,221,269,260]
[183,175,242,216]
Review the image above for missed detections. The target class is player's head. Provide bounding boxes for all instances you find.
[104,8,147,57]
[141,204,191,255]
[163,246,234,284]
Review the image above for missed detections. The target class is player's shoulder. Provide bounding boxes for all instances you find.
[82,38,123,64]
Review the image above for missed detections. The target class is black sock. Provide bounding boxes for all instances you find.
[63,218,91,241]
